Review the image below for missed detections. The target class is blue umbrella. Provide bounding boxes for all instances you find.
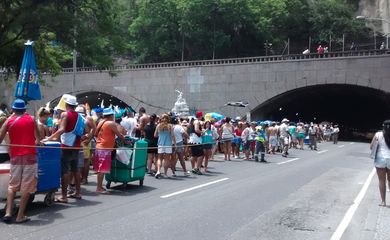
[210,112,224,121]
[14,40,42,102]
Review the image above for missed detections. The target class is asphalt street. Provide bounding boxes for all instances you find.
[0,141,381,240]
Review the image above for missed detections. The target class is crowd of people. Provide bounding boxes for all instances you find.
[0,94,341,224]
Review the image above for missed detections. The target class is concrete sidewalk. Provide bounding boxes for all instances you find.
[343,171,390,240]
[373,183,390,240]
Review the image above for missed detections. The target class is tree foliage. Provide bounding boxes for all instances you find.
[0,0,128,75]
[0,0,370,72]
[128,0,368,63]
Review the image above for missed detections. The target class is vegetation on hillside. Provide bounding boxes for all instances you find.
[0,0,371,75]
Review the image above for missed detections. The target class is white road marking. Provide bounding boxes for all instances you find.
[350,142,355,145]
[317,150,329,154]
[330,168,376,240]
[160,178,229,198]
[277,158,300,165]
[338,145,345,148]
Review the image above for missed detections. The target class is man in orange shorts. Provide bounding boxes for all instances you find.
[0,99,39,224]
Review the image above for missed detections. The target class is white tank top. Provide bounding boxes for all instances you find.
[222,124,234,139]
[376,132,390,159]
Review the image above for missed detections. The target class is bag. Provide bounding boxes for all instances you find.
[61,132,76,146]
[370,136,380,160]
[116,147,133,165]
[73,114,86,137]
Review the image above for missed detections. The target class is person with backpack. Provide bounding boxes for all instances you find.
[254,124,267,163]
[44,94,84,202]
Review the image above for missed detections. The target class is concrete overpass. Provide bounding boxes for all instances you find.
[1,50,389,131]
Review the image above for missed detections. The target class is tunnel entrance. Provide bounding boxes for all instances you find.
[49,91,132,110]
[251,84,390,141]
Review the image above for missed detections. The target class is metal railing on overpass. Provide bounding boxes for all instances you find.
[62,49,389,73]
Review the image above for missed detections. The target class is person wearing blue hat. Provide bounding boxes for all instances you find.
[94,108,104,124]
[94,107,127,194]
[0,99,39,223]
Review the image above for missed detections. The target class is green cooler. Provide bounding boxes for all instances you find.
[105,139,148,189]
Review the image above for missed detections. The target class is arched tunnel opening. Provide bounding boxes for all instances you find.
[49,91,132,110]
[251,84,390,142]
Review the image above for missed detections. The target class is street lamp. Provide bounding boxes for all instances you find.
[356,15,390,49]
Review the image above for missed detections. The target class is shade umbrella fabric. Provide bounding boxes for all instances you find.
[14,40,42,102]
[205,112,224,121]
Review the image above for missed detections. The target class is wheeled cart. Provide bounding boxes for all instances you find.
[29,141,61,206]
[105,139,148,189]
[304,136,310,145]
[0,163,10,201]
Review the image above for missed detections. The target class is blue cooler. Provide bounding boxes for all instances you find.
[304,136,310,145]
[37,141,61,192]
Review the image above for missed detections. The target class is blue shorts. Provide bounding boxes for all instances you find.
[375,157,390,169]
[232,137,242,146]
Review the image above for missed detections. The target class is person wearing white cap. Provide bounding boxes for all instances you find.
[279,118,290,157]
[44,94,83,202]
[94,107,127,193]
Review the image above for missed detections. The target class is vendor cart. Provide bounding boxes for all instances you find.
[29,141,61,206]
[106,139,148,189]
[0,163,10,201]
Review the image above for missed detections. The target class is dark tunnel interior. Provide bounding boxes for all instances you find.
[50,91,131,109]
[251,84,390,141]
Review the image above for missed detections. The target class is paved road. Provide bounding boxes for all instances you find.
[0,141,380,240]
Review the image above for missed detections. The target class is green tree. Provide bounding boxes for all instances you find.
[308,0,367,45]
[0,0,128,76]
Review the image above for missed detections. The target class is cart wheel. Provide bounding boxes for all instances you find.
[106,181,111,189]
[28,193,35,205]
[44,192,55,207]
[139,179,144,186]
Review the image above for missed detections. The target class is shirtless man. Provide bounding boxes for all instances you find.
[268,122,278,154]
[138,107,150,138]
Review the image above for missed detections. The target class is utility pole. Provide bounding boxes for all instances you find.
[287,38,290,55]
[72,11,77,93]
[181,34,184,62]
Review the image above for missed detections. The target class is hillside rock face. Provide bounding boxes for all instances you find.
[359,0,390,34]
